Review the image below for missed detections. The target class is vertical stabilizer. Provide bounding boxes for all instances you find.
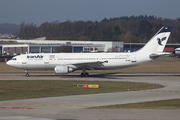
[137,26,173,53]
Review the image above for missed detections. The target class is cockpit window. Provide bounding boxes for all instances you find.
[12,58,17,60]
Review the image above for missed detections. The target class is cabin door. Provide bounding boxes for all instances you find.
[44,55,49,69]
[21,55,27,69]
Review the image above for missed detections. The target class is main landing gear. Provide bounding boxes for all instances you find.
[81,72,89,77]
[80,67,89,77]
[25,70,29,77]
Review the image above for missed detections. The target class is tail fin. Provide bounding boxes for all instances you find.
[137,26,173,53]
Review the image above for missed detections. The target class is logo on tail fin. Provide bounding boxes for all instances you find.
[157,37,166,46]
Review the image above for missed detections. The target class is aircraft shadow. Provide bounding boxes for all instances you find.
[25,72,180,80]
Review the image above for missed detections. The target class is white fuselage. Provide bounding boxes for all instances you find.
[6,52,151,71]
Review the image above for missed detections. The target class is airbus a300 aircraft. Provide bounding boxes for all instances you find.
[7,26,173,77]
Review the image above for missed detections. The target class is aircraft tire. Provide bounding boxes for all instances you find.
[85,73,89,77]
[81,73,85,77]
[26,73,29,77]
[81,73,89,77]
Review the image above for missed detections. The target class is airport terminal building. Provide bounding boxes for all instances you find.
[0,38,180,57]
[0,39,123,56]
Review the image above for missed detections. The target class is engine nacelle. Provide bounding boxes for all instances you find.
[54,66,73,74]
[174,48,180,55]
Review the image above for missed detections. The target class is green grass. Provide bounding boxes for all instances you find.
[0,80,163,101]
[91,99,180,109]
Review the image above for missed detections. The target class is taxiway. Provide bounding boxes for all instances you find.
[0,73,180,120]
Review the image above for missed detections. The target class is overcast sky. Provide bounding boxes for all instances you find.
[0,0,180,25]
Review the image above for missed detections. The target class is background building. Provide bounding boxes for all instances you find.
[2,44,28,55]
[1,38,180,58]
[0,39,124,54]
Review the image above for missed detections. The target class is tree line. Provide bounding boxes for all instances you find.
[16,15,180,43]
[0,23,20,34]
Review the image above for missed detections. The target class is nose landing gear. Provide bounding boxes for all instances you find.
[25,70,29,77]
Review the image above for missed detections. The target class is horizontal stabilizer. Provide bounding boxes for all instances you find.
[149,52,171,59]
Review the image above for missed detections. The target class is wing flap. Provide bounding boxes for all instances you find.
[72,60,108,70]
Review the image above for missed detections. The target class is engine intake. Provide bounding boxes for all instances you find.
[54,66,73,74]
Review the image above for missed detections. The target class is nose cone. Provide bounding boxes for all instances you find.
[6,60,19,69]
[6,60,12,67]
[6,59,24,69]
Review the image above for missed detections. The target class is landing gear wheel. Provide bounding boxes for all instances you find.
[85,72,89,77]
[80,72,89,77]
[81,73,85,77]
[25,70,29,77]
[26,73,29,77]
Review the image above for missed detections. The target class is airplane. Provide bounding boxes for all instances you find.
[6,26,173,77]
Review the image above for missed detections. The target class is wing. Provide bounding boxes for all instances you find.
[72,60,108,70]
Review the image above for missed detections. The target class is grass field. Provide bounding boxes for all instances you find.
[91,99,180,109]
[1,57,180,73]
[0,80,163,101]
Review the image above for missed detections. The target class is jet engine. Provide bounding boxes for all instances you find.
[174,48,180,58]
[54,66,73,74]
[174,48,180,55]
